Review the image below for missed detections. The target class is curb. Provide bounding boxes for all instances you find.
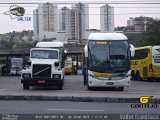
[0,95,160,103]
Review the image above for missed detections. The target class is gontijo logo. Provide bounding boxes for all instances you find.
[140,96,152,104]
[131,96,158,108]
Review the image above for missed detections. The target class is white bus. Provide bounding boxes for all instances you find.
[83,33,131,91]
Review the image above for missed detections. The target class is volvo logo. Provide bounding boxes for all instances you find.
[34,67,50,76]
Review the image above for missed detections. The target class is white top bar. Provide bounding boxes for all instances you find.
[88,33,128,41]
[36,42,64,48]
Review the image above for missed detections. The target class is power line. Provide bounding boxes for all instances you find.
[1,13,160,16]
[1,2,160,4]
[1,6,160,8]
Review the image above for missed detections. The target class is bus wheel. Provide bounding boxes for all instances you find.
[130,71,135,80]
[23,84,29,90]
[118,87,124,91]
[130,75,135,80]
[87,84,93,90]
[136,71,142,81]
[88,86,93,90]
[148,78,154,82]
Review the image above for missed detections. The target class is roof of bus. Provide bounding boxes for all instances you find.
[134,46,153,50]
[36,42,64,48]
[88,33,128,41]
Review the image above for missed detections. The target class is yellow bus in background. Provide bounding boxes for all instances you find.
[64,57,73,75]
[131,46,160,80]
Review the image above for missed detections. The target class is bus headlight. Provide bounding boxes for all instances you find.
[88,72,94,77]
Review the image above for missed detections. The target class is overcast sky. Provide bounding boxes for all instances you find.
[0,0,160,34]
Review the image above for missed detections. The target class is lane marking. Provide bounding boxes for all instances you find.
[0,89,8,91]
[47,109,104,112]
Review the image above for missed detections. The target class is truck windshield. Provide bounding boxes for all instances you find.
[88,41,130,73]
[31,50,58,59]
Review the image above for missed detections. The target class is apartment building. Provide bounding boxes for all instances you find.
[100,4,114,32]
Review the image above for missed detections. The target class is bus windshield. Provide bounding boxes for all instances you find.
[88,41,130,73]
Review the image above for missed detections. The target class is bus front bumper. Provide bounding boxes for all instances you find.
[88,76,130,87]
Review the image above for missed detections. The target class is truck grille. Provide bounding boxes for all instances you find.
[32,64,51,78]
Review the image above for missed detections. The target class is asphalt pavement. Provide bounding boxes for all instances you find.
[0,75,160,102]
[0,101,160,114]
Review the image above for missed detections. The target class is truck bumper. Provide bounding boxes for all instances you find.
[21,78,64,86]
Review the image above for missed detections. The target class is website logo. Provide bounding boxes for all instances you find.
[131,96,158,108]
[140,96,152,104]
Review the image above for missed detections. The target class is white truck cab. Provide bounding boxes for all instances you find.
[21,42,65,90]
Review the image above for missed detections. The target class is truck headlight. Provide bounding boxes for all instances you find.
[54,62,60,67]
[53,74,61,79]
[22,73,31,79]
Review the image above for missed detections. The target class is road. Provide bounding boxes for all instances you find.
[0,76,160,120]
[0,75,160,93]
[0,101,159,114]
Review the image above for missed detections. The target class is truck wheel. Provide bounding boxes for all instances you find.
[23,84,29,90]
[118,87,124,91]
[57,84,62,90]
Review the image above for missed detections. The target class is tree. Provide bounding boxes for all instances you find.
[144,19,160,45]
[0,40,8,49]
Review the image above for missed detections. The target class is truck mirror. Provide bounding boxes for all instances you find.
[64,54,67,60]
[54,61,60,67]
[26,61,31,66]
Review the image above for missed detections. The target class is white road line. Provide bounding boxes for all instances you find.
[0,89,8,91]
[47,109,104,112]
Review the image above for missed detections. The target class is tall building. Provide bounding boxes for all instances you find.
[59,7,69,31]
[100,4,114,32]
[67,9,79,43]
[66,3,89,43]
[33,3,58,41]
[74,3,89,42]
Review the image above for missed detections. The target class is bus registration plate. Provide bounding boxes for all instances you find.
[106,82,114,85]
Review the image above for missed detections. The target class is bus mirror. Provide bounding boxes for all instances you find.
[130,44,135,57]
[84,45,88,57]
[131,51,135,57]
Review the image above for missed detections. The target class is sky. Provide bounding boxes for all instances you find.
[0,0,160,34]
